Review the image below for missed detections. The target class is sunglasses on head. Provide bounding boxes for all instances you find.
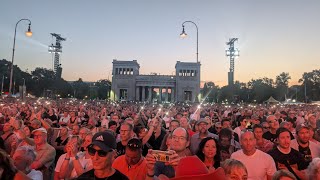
[87,145,110,157]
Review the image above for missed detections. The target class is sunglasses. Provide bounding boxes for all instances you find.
[87,145,110,157]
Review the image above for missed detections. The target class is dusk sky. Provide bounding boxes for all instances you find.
[1,1,319,87]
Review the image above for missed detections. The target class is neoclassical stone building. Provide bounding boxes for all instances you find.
[111,59,200,102]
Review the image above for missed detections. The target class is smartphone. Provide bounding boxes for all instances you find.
[151,150,171,162]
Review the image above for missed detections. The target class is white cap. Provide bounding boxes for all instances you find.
[32,127,47,134]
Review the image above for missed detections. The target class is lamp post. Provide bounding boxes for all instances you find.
[22,78,26,87]
[1,75,4,96]
[180,21,199,63]
[9,19,32,97]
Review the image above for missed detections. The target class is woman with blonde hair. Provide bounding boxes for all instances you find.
[222,159,248,180]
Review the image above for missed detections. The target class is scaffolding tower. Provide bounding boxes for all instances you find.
[48,33,66,78]
[225,38,239,86]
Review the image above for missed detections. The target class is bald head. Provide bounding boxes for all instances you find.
[240,131,256,155]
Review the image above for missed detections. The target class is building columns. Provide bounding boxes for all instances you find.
[171,87,175,102]
[142,86,145,101]
[136,86,140,101]
[165,87,168,102]
[148,87,152,102]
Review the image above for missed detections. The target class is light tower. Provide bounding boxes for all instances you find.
[225,38,239,86]
[48,33,66,79]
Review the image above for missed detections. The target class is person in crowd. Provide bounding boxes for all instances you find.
[68,111,80,128]
[53,126,69,163]
[0,149,31,180]
[1,122,18,155]
[179,116,195,137]
[72,125,80,136]
[79,127,90,140]
[307,114,320,142]
[13,146,43,180]
[231,130,276,180]
[221,118,239,142]
[30,119,42,130]
[211,122,222,135]
[234,116,249,139]
[47,108,59,128]
[168,119,180,133]
[59,110,70,126]
[253,124,274,153]
[261,121,270,133]
[112,138,147,180]
[77,131,128,179]
[145,127,191,179]
[18,125,34,147]
[218,128,241,162]
[306,157,320,180]
[133,125,154,156]
[159,132,172,151]
[117,122,134,156]
[196,137,221,171]
[221,159,248,180]
[31,127,56,179]
[147,117,167,150]
[190,119,218,155]
[308,125,320,145]
[108,120,118,133]
[290,123,320,165]
[54,135,92,179]
[272,170,297,180]
[268,127,308,180]
[263,115,280,143]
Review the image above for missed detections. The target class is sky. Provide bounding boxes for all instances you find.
[0,0,319,87]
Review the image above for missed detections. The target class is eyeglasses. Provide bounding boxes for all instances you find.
[267,120,276,124]
[87,145,110,157]
[120,130,131,133]
[172,135,187,141]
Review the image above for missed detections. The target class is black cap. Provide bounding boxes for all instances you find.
[91,131,116,152]
[127,138,142,150]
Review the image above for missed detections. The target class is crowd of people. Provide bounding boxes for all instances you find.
[0,98,320,180]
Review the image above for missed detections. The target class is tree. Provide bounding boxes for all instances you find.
[72,78,90,99]
[275,72,291,101]
[299,69,320,102]
[247,78,275,103]
[95,79,111,99]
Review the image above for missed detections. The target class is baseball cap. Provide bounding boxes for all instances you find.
[296,123,310,133]
[196,119,208,125]
[91,131,116,152]
[32,127,47,134]
[127,138,142,150]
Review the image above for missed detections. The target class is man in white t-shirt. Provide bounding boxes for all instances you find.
[231,131,276,180]
[12,146,43,180]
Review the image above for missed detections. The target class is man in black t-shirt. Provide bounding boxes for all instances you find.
[268,127,308,180]
[116,122,134,156]
[263,115,279,143]
[77,131,128,180]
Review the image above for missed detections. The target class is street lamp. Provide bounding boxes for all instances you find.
[9,19,32,96]
[1,75,5,96]
[180,21,199,63]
